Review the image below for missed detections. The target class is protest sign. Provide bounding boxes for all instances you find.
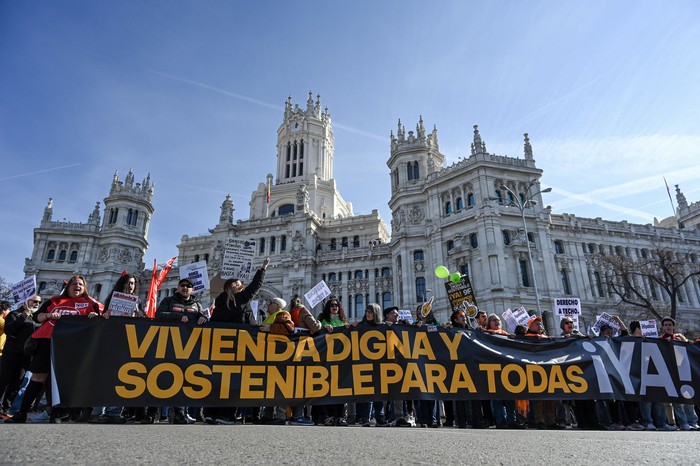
[398,309,414,324]
[11,275,37,304]
[107,292,139,317]
[179,261,209,293]
[221,238,256,280]
[304,281,331,309]
[592,312,620,336]
[554,297,581,316]
[444,275,478,316]
[501,309,519,333]
[512,307,532,327]
[640,319,659,338]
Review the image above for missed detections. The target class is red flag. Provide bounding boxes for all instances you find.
[144,259,158,318]
[155,256,177,288]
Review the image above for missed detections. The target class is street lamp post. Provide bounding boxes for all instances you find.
[501,181,552,316]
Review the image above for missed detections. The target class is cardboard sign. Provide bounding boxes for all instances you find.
[11,275,37,304]
[554,297,581,316]
[179,261,210,293]
[444,275,478,316]
[304,280,331,309]
[107,292,139,317]
[221,238,256,280]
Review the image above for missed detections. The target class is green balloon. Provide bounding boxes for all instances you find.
[435,266,450,278]
[450,272,462,283]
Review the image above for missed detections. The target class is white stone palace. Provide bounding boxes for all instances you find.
[25,93,700,334]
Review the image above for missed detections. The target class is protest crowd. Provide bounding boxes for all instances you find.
[1,257,699,432]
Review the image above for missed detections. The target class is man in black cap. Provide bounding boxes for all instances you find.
[155,277,208,424]
[156,278,208,326]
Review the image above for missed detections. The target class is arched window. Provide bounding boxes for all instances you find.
[342,237,349,248]
[328,273,337,282]
[520,260,530,287]
[330,238,337,250]
[469,233,479,249]
[381,267,392,277]
[279,204,294,216]
[354,294,364,320]
[353,235,360,247]
[561,269,571,294]
[109,208,119,224]
[445,201,452,215]
[507,191,515,205]
[382,292,392,311]
[58,250,67,261]
[554,240,564,254]
[456,197,463,210]
[503,230,511,245]
[415,277,426,302]
[281,235,287,251]
[413,250,424,261]
[259,238,265,254]
[270,236,276,252]
[69,250,78,262]
[467,193,475,207]
[495,191,503,204]
[354,270,363,279]
[47,249,56,261]
[447,240,454,251]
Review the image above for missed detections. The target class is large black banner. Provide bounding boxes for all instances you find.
[51,317,700,407]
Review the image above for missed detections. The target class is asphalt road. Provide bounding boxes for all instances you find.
[2,423,699,465]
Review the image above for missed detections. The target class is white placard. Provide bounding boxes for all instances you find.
[501,308,519,333]
[398,309,414,324]
[11,275,37,304]
[179,261,210,293]
[107,291,139,317]
[221,238,256,280]
[593,312,620,336]
[554,297,581,316]
[640,319,659,338]
[304,280,331,309]
[512,306,531,327]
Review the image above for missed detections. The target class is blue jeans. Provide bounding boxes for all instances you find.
[356,401,385,421]
[640,401,666,427]
[491,400,516,425]
[673,403,698,426]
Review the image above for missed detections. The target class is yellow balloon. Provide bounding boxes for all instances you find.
[435,266,450,278]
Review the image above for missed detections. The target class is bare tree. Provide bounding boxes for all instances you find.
[0,276,12,301]
[590,248,700,321]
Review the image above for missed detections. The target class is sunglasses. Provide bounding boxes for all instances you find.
[180,284,194,288]
[29,299,42,304]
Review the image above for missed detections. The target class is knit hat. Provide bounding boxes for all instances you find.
[271,297,287,309]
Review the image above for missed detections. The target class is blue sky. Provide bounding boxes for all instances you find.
[2,0,700,285]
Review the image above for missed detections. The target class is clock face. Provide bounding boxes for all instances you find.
[291,122,300,132]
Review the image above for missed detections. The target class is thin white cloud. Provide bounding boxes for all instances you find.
[0,163,82,181]
[149,71,387,142]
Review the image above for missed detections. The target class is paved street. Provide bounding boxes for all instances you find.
[2,424,699,465]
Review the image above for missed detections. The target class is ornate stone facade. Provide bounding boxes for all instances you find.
[24,170,154,302]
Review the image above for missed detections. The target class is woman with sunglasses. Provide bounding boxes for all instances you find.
[316,298,350,426]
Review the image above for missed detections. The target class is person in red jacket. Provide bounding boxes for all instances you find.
[6,275,101,423]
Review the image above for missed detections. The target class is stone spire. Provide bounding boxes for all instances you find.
[471,125,486,155]
[676,184,688,211]
[88,202,101,225]
[219,194,234,226]
[524,133,533,160]
[42,198,54,222]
